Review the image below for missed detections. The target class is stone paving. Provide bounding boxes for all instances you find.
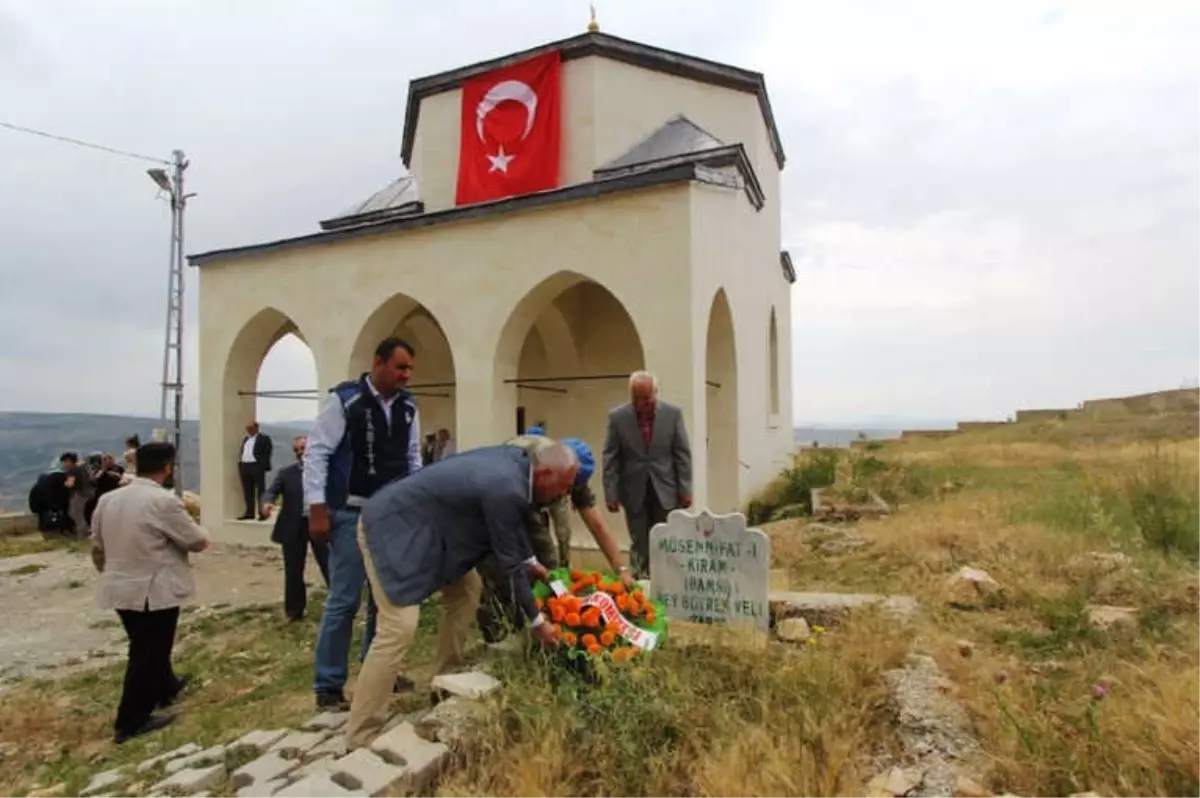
[80,669,499,798]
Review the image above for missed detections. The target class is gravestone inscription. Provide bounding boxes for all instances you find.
[648,508,771,631]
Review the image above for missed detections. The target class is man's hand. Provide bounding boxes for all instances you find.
[308,504,330,542]
[680,495,693,509]
[619,568,637,591]
[526,560,549,583]
[532,618,558,648]
[606,500,620,513]
[260,504,274,520]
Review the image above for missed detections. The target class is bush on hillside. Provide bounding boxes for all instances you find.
[1123,450,1200,561]
[745,449,839,525]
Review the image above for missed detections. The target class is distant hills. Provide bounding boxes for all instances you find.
[0,412,309,510]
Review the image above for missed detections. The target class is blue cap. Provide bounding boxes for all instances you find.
[560,437,594,486]
[525,425,545,436]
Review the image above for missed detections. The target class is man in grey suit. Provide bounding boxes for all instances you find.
[345,442,578,748]
[261,436,330,621]
[603,370,693,578]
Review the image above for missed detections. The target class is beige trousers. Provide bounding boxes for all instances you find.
[345,522,482,749]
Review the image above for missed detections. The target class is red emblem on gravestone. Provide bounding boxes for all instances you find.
[699,516,715,538]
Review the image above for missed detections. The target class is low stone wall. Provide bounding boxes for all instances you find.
[0,512,37,537]
[1082,388,1200,419]
[899,429,956,440]
[955,421,1007,432]
[1014,408,1074,423]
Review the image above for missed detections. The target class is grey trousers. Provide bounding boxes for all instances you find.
[624,480,670,579]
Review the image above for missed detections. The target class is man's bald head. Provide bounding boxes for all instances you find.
[630,370,658,414]
[530,442,580,504]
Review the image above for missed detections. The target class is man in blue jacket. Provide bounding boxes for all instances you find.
[344,442,577,748]
[303,337,423,710]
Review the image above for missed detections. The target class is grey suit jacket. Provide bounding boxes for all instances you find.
[361,446,539,620]
[602,400,693,512]
[263,462,306,545]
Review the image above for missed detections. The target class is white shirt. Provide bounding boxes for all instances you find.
[303,376,423,507]
[240,434,258,463]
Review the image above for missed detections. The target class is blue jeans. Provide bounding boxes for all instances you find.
[313,507,378,696]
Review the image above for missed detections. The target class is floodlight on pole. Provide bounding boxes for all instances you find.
[146,167,172,193]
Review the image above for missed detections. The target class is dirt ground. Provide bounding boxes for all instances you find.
[0,541,322,685]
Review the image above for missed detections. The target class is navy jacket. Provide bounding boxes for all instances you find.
[360,446,539,618]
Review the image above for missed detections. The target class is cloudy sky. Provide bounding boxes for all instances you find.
[0,0,1195,426]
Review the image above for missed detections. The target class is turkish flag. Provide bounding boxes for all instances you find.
[455,51,562,206]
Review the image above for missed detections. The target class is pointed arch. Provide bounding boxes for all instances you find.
[705,288,739,513]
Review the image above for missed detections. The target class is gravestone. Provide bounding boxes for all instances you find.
[648,508,771,631]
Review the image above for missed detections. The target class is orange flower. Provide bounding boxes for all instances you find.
[604,622,621,636]
[599,630,615,647]
[562,631,577,646]
[581,633,598,648]
[612,646,638,662]
[565,612,581,627]
[581,608,601,628]
[570,569,584,581]
[564,596,582,613]
[616,594,630,611]
[611,581,626,595]
[550,604,565,622]
[535,597,544,610]
[587,643,602,656]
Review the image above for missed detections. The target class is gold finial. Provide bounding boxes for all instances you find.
[587,3,599,32]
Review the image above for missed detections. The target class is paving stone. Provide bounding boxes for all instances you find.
[430,670,500,700]
[329,747,405,796]
[369,722,448,789]
[149,762,227,795]
[769,591,918,627]
[301,711,349,732]
[232,750,302,788]
[231,729,290,755]
[81,768,125,796]
[275,774,358,797]
[382,710,424,735]
[270,730,331,759]
[137,742,203,773]
[235,776,289,797]
[415,697,482,747]
[303,735,347,761]
[294,755,335,779]
[165,744,227,775]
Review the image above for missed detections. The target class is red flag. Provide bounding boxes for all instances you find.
[455,51,561,206]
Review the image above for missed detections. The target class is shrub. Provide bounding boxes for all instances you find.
[745,449,840,524]
[1123,449,1200,561]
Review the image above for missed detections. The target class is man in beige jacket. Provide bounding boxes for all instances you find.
[91,442,210,744]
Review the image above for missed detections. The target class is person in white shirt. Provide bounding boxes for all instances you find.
[237,422,273,520]
[303,337,423,710]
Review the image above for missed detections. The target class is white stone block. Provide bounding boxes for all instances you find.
[165,745,226,775]
[270,730,330,758]
[304,735,347,762]
[81,768,124,796]
[275,774,359,797]
[137,742,203,773]
[329,748,405,796]
[300,711,348,732]
[294,756,335,780]
[232,750,301,788]
[150,763,226,795]
[369,722,448,788]
[231,729,290,755]
[430,670,500,700]
[235,777,289,797]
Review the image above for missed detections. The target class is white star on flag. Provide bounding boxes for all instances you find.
[487,145,516,174]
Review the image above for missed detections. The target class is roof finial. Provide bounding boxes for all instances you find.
[587,3,600,32]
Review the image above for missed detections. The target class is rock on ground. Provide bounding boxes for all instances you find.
[137,743,204,773]
[415,696,483,748]
[149,762,227,795]
[1087,605,1138,630]
[430,670,500,700]
[369,722,449,790]
[775,617,812,643]
[769,591,919,627]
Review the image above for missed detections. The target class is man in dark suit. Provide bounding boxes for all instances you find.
[237,421,273,520]
[602,370,694,578]
[262,435,329,621]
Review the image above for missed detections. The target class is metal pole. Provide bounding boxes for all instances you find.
[158,149,190,495]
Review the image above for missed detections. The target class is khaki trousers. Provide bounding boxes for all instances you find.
[345,523,482,749]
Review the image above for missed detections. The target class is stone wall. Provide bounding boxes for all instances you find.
[1081,388,1199,419]
[0,512,36,537]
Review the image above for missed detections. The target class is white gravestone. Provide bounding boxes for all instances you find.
[648,508,771,632]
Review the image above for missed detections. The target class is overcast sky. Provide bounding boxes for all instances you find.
[0,0,1195,426]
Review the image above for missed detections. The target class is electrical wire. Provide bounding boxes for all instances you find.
[0,120,169,165]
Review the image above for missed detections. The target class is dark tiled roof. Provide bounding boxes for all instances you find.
[319,174,423,231]
[399,31,785,170]
[598,115,725,171]
[780,250,796,284]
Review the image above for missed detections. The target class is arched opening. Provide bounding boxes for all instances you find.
[768,306,780,418]
[705,289,739,513]
[350,294,457,463]
[494,272,646,544]
[220,308,314,523]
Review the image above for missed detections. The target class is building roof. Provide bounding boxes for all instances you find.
[399,31,785,170]
[598,114,726,171]
[189,155,745,267]
[319,174,423,231]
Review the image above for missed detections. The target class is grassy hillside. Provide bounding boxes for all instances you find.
[0,413,309,510]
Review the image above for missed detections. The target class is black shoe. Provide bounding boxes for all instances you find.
[237,514,254,521]
[158,675,192,708]
[316,691,350,711]
[115,713,175,744]
[257,515,269,522]
[393,676,414,693]
[286,614,304,623]
[429,688,449,707]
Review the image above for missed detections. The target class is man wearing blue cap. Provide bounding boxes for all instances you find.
[475,432,635,643]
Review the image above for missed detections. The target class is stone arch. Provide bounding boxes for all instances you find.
[768,306,780,417]
[350,293,458,452]
[494,271,646,539]
[220,306,313,522]
[705,288,739,512]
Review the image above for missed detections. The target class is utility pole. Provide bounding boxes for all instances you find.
[148,150,194,495]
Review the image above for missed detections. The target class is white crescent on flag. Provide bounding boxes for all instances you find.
[476,79,538,143]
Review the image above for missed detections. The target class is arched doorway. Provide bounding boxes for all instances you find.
[768,306,780,417]
[705,289,739,513]
[220,307,314,522]
[494,272,646,543]
[350,294,457,461]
